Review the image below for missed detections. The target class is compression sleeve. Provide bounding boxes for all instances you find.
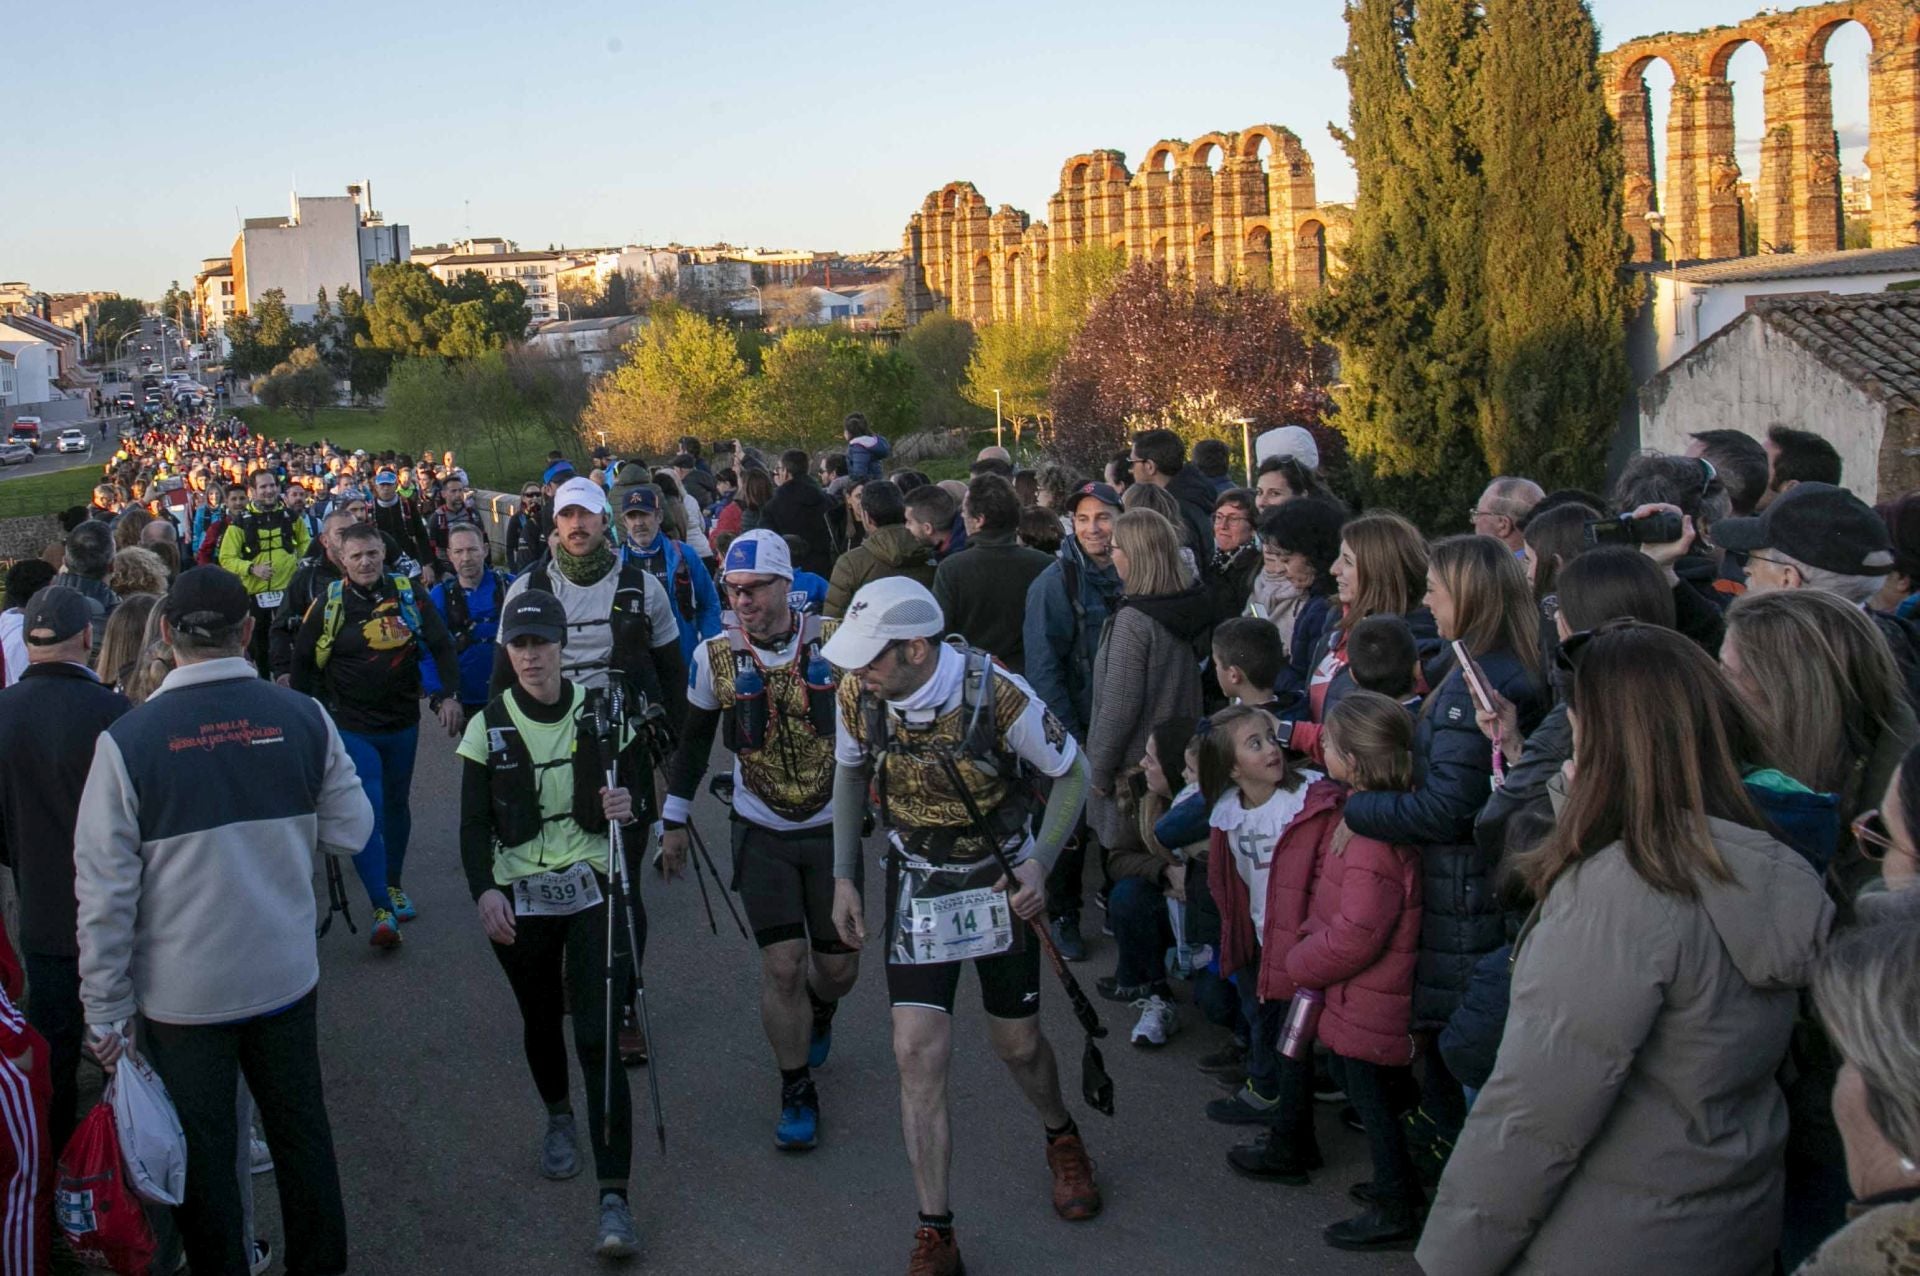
[833,760,873,879]
[460,757,497,901]
[663,704,722,823]
[1028,750,1089,875]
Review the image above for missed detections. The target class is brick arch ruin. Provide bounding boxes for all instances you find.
[1604,0,1920,261]
[902,123,1337,325]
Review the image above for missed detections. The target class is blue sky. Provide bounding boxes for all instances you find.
[5,0,1874,299]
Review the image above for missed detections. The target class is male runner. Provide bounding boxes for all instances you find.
[217,467,310,678]
[825,577,1100,1276]
[659,531,853,1150]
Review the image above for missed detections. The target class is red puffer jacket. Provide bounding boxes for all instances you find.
[1285,817,1422,1066]
[1210,778,1347,1002]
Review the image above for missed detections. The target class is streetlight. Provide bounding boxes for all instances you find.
[994,389,1003,449]
[555,301,573,323]
[1234,415,1254,485]
[1643,210,1683,342]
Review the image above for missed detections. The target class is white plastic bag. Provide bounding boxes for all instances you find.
[107,1050,187,1206]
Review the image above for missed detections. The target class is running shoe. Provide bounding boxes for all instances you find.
[1129,995,1178,1047]
[1227,1132,1324,1185]
[250,1237,272,1276]
[907,1225,963,1276]
[1197,1040,1248,1078]
[542,1112,580,1180]
[595,1193,638,1259]
[1206,1082,1283,1125]
[369,908,401,949]
[1096,975,1157,1004]
[1045,1134,1102,1221]
[249,1132,273,1175]
[807,1018,833,1069]
[387,886,417,922]
[775,1079,819,1151]
[619,1007,648,1066]
[1048,913,1087,962]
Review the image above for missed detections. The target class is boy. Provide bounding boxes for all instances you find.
[1346,614,1423,711]
[1211,616,1285,709]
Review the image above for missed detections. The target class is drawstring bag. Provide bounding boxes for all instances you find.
[108,1051,187,1205]
[55,1104,156,1276]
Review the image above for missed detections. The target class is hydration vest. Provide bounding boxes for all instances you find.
[480,691,610,850]
[706,612,840,822]
[444,569,507,652]
[526,558,658,703]
[626,538,697,621]
[313,575,423,671]
[237,504,299,559]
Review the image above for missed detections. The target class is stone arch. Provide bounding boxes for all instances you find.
[1238,123,1294,164]
[970,254,992,321]
[1293,220,1327,293]
[1144,140,1184,173]
[1805,10,1886,62]
[1151,236,1169,272]
[1193,229,1214,287]
[1186,132,1234,171]
[1243,224,1273,288]
[1612,51,1682,260]
[1003,250,1026,321]
[1811,16,1879,246]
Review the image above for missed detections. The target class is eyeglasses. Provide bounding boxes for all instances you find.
[1466,507,1501,521]
[1212,512,1251,527]
[1853,810,1903,862]
[1745,551,1792,570]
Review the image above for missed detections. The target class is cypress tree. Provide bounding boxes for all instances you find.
[1478,0,1631,488]
[1309,0,1490,524]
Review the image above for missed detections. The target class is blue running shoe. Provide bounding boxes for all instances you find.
[807,1019,833,1069]
[387,886,417,923]
[775,1079,819,1151]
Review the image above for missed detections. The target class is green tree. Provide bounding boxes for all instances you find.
[224,309,263,378]
[252,289,300,371]
[94,297,145,361]
[159,281,193,333]
[1477,0,1631,488]
[959,244,1127,431]
[364,263,452,356]
[752,328,914,447]
[900,312,988,433]
[336,287,391,401]
[251,345,337,428]
[584,304,747,454]
[1309,0,1491,526]
[443,270,530,346]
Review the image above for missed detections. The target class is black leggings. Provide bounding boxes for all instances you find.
[490,871,646,1185]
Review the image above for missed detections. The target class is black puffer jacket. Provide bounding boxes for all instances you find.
[1345,645,1546,1029]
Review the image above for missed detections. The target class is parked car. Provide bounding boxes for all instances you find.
[55,428,88,454]
[0,441,34,467]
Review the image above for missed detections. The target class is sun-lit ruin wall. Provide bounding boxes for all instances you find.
[902,125,1340,324]
[1604,0,1920,261]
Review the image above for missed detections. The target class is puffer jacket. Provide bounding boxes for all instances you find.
[1274,590,1336,713]
[1021,536,1123,741]
[1285,817,1421,1067]
[1417,818,1834,1276]
[1286,605,1443,758]
[822,523,936,619]
[1346,646,1545,1029]
[1207,777,1343,999]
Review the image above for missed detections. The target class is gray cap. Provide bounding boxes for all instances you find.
[22,586,92,646]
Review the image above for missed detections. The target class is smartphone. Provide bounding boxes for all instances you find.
[1453,640,1496,716]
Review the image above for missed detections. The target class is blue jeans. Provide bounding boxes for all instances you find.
[1107,875,1171,988]
[1234,961,1287,1098]
[340,725,419,909]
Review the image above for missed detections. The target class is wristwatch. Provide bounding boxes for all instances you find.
[428,692,447,712]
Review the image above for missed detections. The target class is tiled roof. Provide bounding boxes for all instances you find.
[1750,291,1920,411]
[1672,245,1920,284]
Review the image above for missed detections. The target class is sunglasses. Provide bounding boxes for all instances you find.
[1853,809,1903,862]
[1552,617,1649,677]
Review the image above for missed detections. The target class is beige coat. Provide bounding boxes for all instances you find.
[1417,818,1834,1276]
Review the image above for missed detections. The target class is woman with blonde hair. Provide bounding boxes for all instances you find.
[122,601,175,705]
[1122,481,1198,582]
[94,593,158,693]
[1420,623,1832,1276]
[107,546,170,600]
[1723,588,1919,894]
[1084,510,1210,870]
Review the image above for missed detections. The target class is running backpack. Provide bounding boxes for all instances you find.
[313,575,424,670]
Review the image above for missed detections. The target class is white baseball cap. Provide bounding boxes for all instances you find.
[1255,425,1320,471]
[554,476,609,516]
[819,576,946,670]
[721,529,793,582]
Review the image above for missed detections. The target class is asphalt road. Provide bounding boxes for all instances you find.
[240,737,1426,1276]
[0,427,117,483]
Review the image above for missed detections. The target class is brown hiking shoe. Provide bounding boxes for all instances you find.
[1046,1134,1103,1221]
[907,1225,964,1276]
[619,1007,648,1066]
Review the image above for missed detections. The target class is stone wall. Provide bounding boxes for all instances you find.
[901,123,1340,324]
[0,515,62,564]
[1604,0,1920,262]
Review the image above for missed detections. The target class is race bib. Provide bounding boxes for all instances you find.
[908,885,1014,964]
[256,590,284,609]
[512,861,603,917]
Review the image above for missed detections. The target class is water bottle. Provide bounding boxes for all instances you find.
[1277,988,1324,1060]
[804,648,838,736]
[734,659,768,751]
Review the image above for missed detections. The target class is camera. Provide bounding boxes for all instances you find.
[1584,510,1683,547]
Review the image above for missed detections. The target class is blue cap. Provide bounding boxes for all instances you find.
[543,459,577,485]
[375,469,398,484]
[621,488,658,513]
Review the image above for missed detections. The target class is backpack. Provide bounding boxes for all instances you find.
[313,575,423,670]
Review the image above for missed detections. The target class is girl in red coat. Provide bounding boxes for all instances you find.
[1287,690,1425,1252]
[1198,705,1345,1183]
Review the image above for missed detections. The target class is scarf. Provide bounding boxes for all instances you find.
[553,539,616,586]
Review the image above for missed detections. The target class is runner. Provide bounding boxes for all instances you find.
[216,466,309,678]
[424,523,506,720]
[457,589,643,1260]
[659,531,854,1151]
[825,577,1101,1276]
[290,522,463,947]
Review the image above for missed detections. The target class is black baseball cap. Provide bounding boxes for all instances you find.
[1714,482,1896,576]
[500,589,567,645]
[22,586,92,646]
[163,566,251,640]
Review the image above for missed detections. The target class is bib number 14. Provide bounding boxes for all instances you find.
[909,886,1014,964]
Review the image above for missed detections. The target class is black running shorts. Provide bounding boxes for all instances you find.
[731,818,858,954]
[882,858,1041,1019]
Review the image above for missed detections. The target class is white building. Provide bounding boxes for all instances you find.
[1640,291,1920,502]
[522,316,645,375]
[428,251,562,325]
[0,337,56,408]
[193,258,237,357]
[232,186,410,323]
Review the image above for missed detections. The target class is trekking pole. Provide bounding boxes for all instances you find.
[679,826,722,935]
[685,823,749,939]
[595,683,667,1154]
[936,757,1115,1116]
[317,857,357,938]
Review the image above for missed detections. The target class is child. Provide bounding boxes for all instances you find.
[1101,717,1200,1045]
[1212,616,1285,710]
[1287,691,1424,1249]
[1346,614,1423,710]
[1155,721,1247,1076]
[1199,705,1344,1181]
